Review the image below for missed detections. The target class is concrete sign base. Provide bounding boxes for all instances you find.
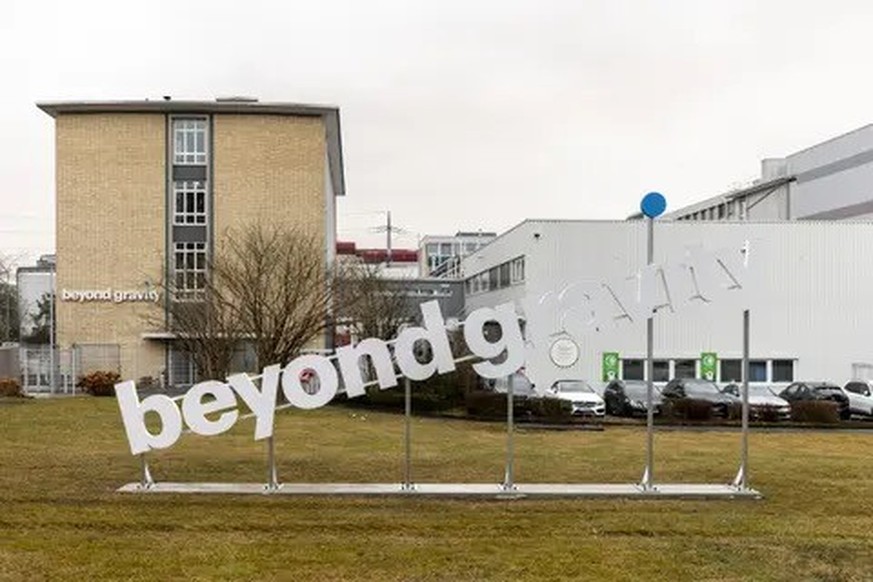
[118,481,762,500]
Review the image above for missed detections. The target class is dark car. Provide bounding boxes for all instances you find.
[778,382,851,420]
[661,378,739,417]
[603,379,662,417]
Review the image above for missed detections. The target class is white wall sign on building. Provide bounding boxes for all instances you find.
[61,288,160,304]
[549,335,580,368]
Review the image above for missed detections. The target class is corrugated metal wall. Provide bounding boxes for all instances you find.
[463,220,873,391]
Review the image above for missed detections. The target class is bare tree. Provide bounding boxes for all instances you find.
[215,224,340,370]
[157,224,343,381]
[336,264,413,342]
[160,288,241,382]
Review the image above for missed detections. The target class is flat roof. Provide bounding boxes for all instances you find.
[36,99,346,196]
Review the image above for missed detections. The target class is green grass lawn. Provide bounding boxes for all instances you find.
[2,397,873,581]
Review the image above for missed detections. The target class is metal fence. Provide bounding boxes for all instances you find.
[0,344,19,381]
[19,343,120,395]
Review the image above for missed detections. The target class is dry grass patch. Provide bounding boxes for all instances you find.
[1,397,872,581]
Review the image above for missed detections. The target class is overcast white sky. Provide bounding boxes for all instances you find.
[3,0,873,261]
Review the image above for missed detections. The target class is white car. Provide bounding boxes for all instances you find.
[547,380,606,417]
[842,381,873,417]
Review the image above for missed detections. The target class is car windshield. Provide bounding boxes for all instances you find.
[683,380,721,395]
[624,383,655,399]
[555,381,594,394]
[725,384,776,398]
[492,374,534,396]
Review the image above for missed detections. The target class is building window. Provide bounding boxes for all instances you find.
[738,198,748,220]
[498,263,511,288]
[653,360,669,382]
[510,256,525,283]
[173,119,207,165]
[622,359,644,381]
[169,346,197,387]
[750,360,767,382]
[173,180,207,225]
[174,242,207,301]
[674,359,696,379]
[488,266,500,291]
[718,204,726,219]
[721,359,741,383]
[772,360,794,382]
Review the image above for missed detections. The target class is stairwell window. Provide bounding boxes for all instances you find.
[173,119,207,165]
[173,180,207,225]
[174,242,207,301]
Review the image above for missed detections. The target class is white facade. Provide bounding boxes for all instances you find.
[463,220,873,393]
[419,232,496,278]
[667,123,873,222]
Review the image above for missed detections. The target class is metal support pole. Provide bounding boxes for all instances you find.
[733,309,750,490]
[502,372,516,491]
[641,217,656,491]
[49,288,55,395]
[265,436,279,492]
[403,376,413,490]
[139,453,155,489]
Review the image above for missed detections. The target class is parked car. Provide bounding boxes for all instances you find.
[661,378,739,417]
[842,381,873,417]
[603,379,662,417]
[491,372,536,397]
[547,380,606,417]
[778,382,851,420]
[721,384,791,420]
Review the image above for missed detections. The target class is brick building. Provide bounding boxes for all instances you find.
[37,97,345,386]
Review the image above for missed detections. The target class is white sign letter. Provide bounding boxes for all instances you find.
[394,300,456,381]
[115,381,183,455]
[463,302,525,379]
[281,355,338,409]
[336,338,397,398]
[181,380,239,437]
[227,365,281,440]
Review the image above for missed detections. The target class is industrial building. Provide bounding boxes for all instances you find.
[665,123,873,222]
[462,219,873,393]
[419,232,496,278]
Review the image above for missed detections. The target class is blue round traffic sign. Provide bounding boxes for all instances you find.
[640,192,666,218]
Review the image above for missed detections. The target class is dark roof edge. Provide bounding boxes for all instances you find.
[36,100,346,197]
[35,100,339,117]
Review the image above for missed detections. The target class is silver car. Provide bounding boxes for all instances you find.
[721,384,791,420]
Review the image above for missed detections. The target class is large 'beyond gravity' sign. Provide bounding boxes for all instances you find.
[114,244,751,456]
[116,302,525,455]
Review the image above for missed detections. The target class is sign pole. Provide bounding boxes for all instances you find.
[139,453,154,490]
[733,309,751,490]
[502,372,515,491]
[642,216,655,491]
[403,376,413,490]
[638,192,666,492]
[266,435,279,492]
